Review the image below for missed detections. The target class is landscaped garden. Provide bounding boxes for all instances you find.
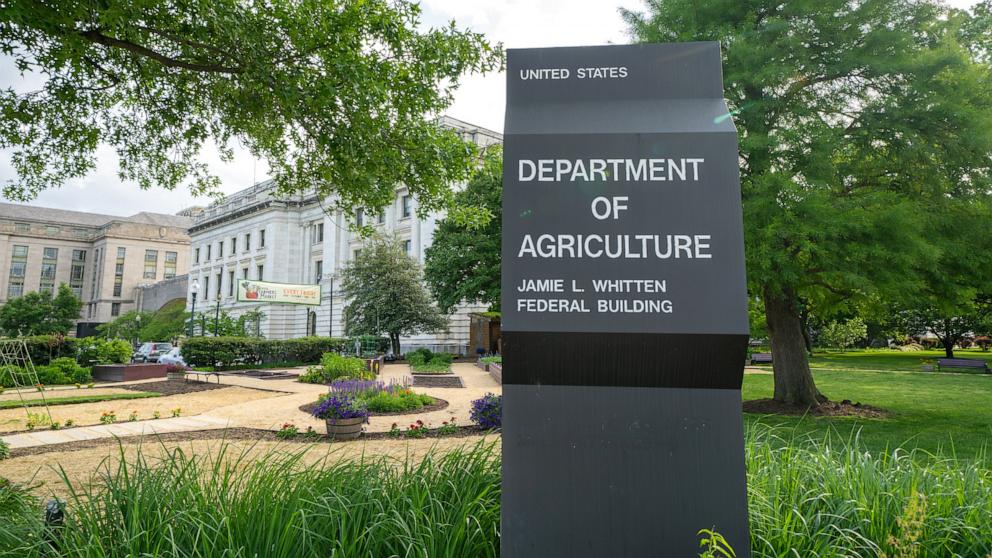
[407,348,455,374]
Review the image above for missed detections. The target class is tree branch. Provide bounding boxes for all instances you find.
[76,29,243,74]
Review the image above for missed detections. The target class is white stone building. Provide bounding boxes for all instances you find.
[186,116,501,353]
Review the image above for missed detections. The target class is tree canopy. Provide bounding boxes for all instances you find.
[625,0,992,406]
[0,283,83,336]
[341,235,446,354]
[0,0,503,215]
[424,149,501,313]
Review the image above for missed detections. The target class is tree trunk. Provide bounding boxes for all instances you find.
[942,337,955,359]
[763,285,825,407]
[799,306,813,355]
[390,333,401,356]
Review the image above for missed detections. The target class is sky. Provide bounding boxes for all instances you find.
[0,0,981,217]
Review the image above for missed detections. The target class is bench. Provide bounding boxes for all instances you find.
[750,353,773,365]
[185,369,222,383]
[936,358,990,373]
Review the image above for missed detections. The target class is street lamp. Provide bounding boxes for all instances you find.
[134,313,141,348]
[189,279,199,337]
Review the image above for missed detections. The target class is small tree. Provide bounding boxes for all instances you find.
[341,236,446,355]
[894,303,991,359]
[818,317,868,351]
[424,149,502,313]
[97,310,150,341]
[0,283,82,336]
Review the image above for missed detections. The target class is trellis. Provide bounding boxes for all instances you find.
[0,339,51,424]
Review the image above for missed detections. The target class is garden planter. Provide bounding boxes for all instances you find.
[166,371,186,382]
[325,417,364,440]
[92,363,168,382]
[489,363,502,384]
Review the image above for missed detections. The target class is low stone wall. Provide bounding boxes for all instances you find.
[489,363,502,384]
[92,363,168,382]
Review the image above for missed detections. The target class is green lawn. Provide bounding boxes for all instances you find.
[0,391,160,410]
[743,363,992,458]
[808,348,992,372]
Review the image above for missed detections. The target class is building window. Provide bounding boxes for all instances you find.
[113,247,125,297]
[403,239,412,255]
[215,272,222,297]
[206,244,212,260]
[45,225,60,235]
[164,251,177,279]
[7,245,27,299]
[259,229,266,248]
[111,302,121,317]
[401,195,412,218]
[314,260,323,282]
[353,249,361,260]
[311,222,324,244]
[204,276,210,301]
[70,250,85,297]
[72,228,88,239]
[218,240,224,258]
[14,222,30,232]
[257,264,264,281]
[244,233,251,251]
[228,270,235,296]
[231,237,237,256]
[242,267,249,279]
[144,249,158,279]
[195,247,200,264]
[376,211,385,225]
[40,247,58,294]
[90,248,100,299]
[355,209,364,227]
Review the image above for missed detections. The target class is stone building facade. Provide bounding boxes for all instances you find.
[0,203,192,335]
[187,116,501,353]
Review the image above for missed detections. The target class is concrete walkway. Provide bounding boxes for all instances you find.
[0,362,500,449]
[1,415,230,449]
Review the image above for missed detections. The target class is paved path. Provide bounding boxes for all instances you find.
[0,415,230,449]
[0,362,500,449]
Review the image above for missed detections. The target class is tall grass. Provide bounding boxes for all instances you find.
[1,426,990,557]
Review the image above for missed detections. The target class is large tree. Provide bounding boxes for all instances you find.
[341,235,446,355]
[424,149,501,313]
[0,283,83,336]
[0,0,502,215]
[625,0,992,406]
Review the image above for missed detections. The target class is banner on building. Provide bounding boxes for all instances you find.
[236,279,321,306]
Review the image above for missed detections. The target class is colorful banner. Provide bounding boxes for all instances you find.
[236,279,321,306]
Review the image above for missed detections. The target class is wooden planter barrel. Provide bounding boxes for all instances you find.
[324,417,364,440]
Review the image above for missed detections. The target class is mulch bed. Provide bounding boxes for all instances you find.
[7,425,499,459]
[298,397,449,417]
[411,375,464,388]
[116,380,230,396]
[743,398,889,418]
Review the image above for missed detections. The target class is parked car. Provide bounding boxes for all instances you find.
[157,346,187,367]
[132,342,173,363]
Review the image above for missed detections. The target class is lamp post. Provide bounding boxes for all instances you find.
[134,313,141,348]
[188,279,199,337]
[214,297,221,337]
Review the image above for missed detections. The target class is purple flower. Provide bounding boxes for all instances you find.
[311,394,369,420]
[470,393,502,429]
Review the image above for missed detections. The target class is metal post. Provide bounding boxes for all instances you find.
[189,294,197,337]
[214,298,220,337]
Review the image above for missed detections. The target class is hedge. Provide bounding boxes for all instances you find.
[0,335,80,366]
[181,337,353,368]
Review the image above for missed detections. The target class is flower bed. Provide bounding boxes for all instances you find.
[308,378,437,415]
[407,349,454,374]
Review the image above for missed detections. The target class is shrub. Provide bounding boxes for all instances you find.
[298,353,370,384]
[0,335,80,366]
[34,364,69,385]
[470,393,501,429]
[407,348,454,373]
[364,390,434,413]
[48,357,91,384]
[0,439,9,460]
[78,338,132,365]
[320,378,432,413]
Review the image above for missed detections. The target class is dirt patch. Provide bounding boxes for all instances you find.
[743,398,889,418]
[7,424,496,459]
[298,397,449,417]
[116,380,228,396]
[412,375,464,388]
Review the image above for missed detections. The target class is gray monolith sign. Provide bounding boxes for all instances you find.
[501,42,751,557]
